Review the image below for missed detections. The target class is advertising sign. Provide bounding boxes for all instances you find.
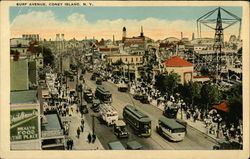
[10,108,39,141]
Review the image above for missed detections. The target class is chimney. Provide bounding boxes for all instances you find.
[181,32,183,40]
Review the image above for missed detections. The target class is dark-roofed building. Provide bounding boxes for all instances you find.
[162,56,194,84]
[41,113,65,150]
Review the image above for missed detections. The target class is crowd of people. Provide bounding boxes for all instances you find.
[105,69,243,147]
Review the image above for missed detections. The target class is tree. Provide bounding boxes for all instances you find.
[200,82,221,112]
[180,81,201,108]
[36,45,54,66]
[225,83,242,124]
[155,71,181,99]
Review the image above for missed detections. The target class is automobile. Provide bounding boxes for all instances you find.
[126,141,142,150]
[163,104,179,119]
[84,92,93,103]
[108,141,125,150]
[96,78,102,85]
[114,120,129,138]
[133,93,143,100]
[79,101,88,114]
[91,99,101,112]
[140,94,150,104]
[118,83,128,92]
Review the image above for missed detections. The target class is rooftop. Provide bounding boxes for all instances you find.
[163,56,193,67]
[42,114,62,130]
[159,117,185,129]
[10,90,37,104]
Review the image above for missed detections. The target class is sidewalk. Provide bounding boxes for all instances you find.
[149,98,222,141]
[60,103,104,150]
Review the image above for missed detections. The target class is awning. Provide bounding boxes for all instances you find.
[212,101,230,112]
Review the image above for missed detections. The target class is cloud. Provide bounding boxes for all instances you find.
[10,10,239,41]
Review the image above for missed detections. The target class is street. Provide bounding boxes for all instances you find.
[78,72,217,150]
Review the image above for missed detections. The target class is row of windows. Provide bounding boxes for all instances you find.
[110,57,143,63]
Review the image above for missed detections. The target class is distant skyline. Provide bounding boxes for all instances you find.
[10,6,242,41]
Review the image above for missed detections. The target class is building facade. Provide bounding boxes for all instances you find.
[163,56,194,84]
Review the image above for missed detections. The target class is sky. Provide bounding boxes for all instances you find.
[10,6,242,41]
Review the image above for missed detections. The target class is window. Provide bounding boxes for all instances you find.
[125,58,127,62]
[131,58,133,62]
[136,58,138,62]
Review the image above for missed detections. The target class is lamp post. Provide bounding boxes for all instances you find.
[180,100,185,120]
[91,114,96,135]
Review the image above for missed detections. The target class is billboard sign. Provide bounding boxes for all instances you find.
[10,108,39,141]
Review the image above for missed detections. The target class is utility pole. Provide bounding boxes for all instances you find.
[92,114,95,135]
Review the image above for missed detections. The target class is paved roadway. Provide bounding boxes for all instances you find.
[70,71,217,150]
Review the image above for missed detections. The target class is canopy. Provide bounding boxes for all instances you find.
[212,101,230,112]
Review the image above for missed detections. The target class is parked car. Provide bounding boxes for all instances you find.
[91,99,101,112]
[140,94,149,104]
[108,141,125,150]
[133,93,143,100]
[126,141,142,150]
[96,78,102,85]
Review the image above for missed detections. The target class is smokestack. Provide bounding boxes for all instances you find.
[181,32,183,40]
[192,33,195,40]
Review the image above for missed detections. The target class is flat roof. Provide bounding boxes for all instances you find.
[43,114,61,130]
[10,90,37,104]
[159,117,185,130]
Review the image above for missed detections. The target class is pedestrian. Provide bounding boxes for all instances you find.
[66,139,70,150]
[69,139,74,150]
[87,133,92,143]
[77,127,80,139]
[80,125,84,132]
[92,134,96,143]
[81,119,85,126]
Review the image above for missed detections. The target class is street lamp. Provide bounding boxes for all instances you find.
[91,114,97,135]
[180,100,185,120]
